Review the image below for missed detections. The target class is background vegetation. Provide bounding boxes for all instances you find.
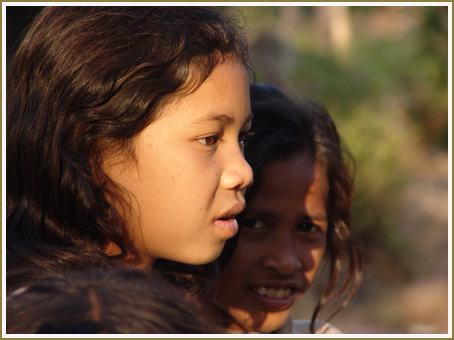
[234,6,449,334]
[7,5,450,334]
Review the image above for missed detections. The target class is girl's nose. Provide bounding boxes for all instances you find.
[220,148,253,191]
[262,240,303,276]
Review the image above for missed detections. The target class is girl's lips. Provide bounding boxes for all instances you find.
[249,281,303,312]
[250,286,298,311]
[214,217,239,239]
[214,202,245,238]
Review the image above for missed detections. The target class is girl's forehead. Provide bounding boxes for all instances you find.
[157,60,250,121]
[175,54,243,95]
[259,153,328,197]
[265,152,316,177]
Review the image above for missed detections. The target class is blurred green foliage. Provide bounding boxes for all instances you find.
[237,6,449,285]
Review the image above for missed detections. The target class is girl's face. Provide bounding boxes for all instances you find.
[214,152,328,333]
[106,59,253,267]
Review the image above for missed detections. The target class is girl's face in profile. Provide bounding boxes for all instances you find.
[106,59,253,267]
[214,152,328,333]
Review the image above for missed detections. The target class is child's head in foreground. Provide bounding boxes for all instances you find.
[212,83,363,333]
[6,268,221,334]
[7,6,253,287]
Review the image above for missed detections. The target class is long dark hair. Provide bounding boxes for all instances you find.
[229,83,363,332]
[6,6,249,289]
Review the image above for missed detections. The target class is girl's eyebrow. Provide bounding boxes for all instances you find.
[244,207,327,222]
[191,112,253,126]
[242,208,280,221]
[308,213,328,222]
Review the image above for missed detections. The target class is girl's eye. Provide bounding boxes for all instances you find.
[241,218,265,230]
[298,222,321,233]
[238,131,254,149]
[198,135,220,146]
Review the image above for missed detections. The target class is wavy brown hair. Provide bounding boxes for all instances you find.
[6,6,249,289]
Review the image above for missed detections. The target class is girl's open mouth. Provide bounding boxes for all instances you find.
[214,217,239,238]
[250,285,300,311]
[253,286,293,299]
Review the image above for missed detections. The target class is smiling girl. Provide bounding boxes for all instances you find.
[6,6,252,289]
[211,84,363,333]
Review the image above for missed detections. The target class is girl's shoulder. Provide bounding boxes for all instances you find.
[274,317,343,334]
[294,319,343,334]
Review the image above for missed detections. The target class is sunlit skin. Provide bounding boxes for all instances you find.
[213,152,328,333]
[105,58,253,267]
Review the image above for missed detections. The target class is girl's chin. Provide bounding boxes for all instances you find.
[231,310,291,333]
[255,314,291,333]
[169,247,224,265]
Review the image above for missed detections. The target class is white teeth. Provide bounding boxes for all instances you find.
[254,287,291,298]
[257,287,267,295]
[276,289,286,298]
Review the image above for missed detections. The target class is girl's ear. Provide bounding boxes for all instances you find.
[103,241,123,257]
